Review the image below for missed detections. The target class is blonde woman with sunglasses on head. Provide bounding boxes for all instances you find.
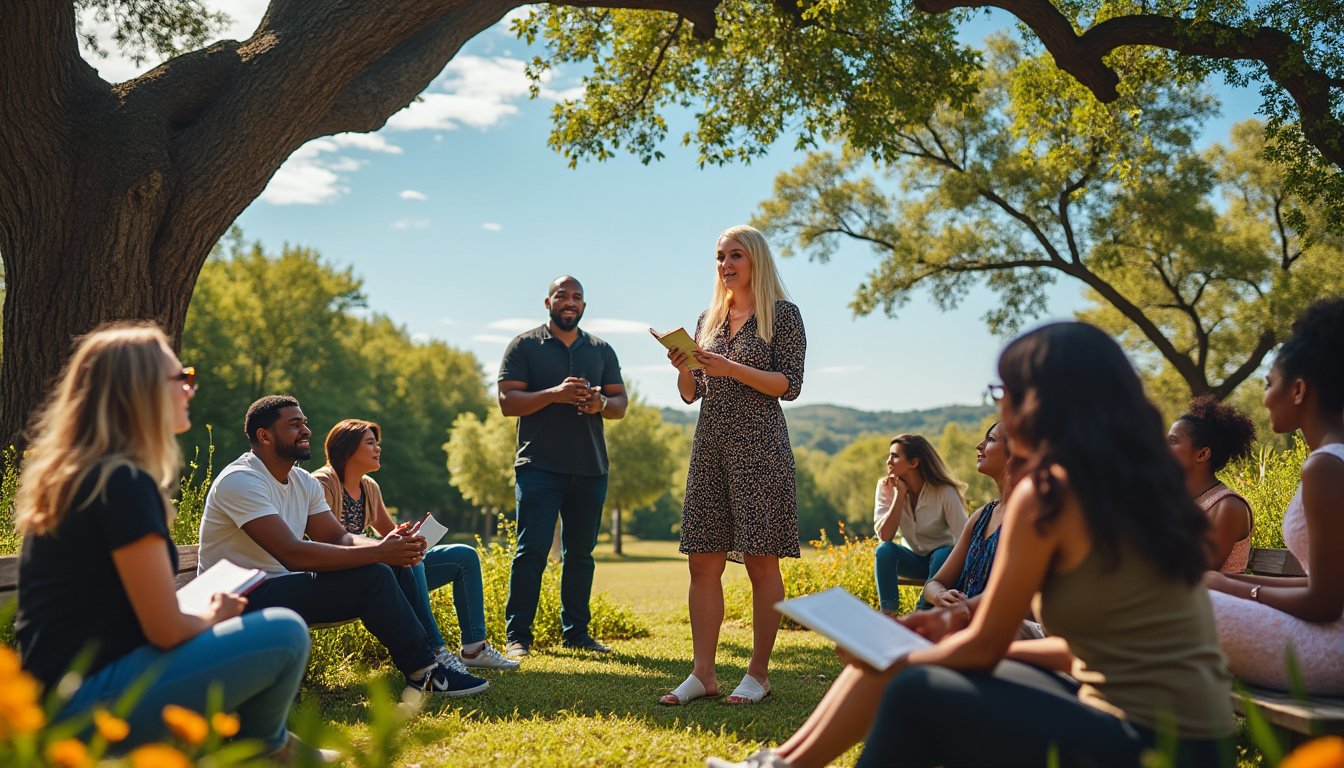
[14,323,330,762]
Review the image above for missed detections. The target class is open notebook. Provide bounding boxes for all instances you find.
[177,559,267,615]
[775,587,931,671]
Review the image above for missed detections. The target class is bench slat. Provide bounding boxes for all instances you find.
[1233,686,1344,736]
[1247,548,1306,577]
[0,544,200,594]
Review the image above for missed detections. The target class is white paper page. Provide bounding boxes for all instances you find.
[177,559,266,615]
[416,514,449,549]
[776,587,931,670]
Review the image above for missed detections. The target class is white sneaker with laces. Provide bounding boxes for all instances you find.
[461,642,521,670]
[705,748,791,768]
[434,645,469,673]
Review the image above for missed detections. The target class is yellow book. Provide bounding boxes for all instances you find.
[649,327,703,370]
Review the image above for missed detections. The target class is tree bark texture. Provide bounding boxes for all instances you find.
[0,0,721,445]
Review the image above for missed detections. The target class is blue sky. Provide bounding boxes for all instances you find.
[85,5,1261,413]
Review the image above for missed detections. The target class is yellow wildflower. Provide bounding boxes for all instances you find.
[45,738,93,768]
[94,708,130,742]
[128,743,193,768]
[210,711,240,738]
[161,704,208,746]
[0,650,46,737]
[1282,736,1344,768]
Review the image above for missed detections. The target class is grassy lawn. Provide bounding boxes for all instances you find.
[302,538,863,767]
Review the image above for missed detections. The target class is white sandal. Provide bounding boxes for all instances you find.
[725,673,771,704]
[659,673,717,705]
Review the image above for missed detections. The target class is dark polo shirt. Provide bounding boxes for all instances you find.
[498,324,623,476]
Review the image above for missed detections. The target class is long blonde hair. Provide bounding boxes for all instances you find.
[698,225,791,346]
[16,323,182,535]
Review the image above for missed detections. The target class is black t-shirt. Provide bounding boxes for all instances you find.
[498,324,623,476]
[15,465,177,690]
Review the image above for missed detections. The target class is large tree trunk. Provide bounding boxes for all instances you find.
[0,0,720,446]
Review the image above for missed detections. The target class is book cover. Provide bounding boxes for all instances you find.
[649,327,703,370]
[177,559,267,615]
[775,587,931,671]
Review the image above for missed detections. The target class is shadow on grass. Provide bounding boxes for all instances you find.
[593,550,686,564]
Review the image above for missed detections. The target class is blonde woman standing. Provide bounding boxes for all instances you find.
[13,324,325,760]
[660,225,806,706]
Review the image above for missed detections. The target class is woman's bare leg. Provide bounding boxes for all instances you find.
[740,554,784,692]
[667,552,728,700]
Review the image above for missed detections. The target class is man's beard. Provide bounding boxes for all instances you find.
[550,306,583,332]
[276,440,311,462]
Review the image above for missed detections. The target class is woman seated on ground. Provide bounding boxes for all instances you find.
[1168,395,1257,572]
[873,434,968,613]
[708,421,1014,768]
[1205,298,1344,694]
[312,419,518,672]
[14,324,330,761]
[715,322,1235,767]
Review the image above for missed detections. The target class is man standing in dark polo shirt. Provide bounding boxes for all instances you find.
[498,275,627,658]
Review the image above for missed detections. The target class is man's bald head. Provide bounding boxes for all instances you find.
[545,276,586,332]
[548,275,583,295]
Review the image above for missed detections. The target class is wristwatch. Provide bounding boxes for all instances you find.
[597,393,609,412]
[1250,584,1262,602]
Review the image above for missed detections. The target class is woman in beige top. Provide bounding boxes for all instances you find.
[872,434,968,612]
[1167,395,1256,572]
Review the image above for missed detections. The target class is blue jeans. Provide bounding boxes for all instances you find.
[405,544,488,648]
[506,465,608,645]
[60,608,309,752]
[874,541,953,612]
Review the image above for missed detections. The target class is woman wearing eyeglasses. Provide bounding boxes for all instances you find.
[14,323,328,760]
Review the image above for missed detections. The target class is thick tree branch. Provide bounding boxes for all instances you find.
[1212,330,1277,399]
[913,0,1344,169]
[556,0,719,38]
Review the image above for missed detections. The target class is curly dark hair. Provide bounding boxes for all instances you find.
[998,322,1209,585]
[245,395,301,444]
[1179,395,1257,472]
[1276,298,1344,413]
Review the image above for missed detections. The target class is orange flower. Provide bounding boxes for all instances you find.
[93,708,130,742]
[210,711,240,738]
[161,704,208,746]
[127,743,193,768]
[1282,736,1344,768]
[45,738,92,768]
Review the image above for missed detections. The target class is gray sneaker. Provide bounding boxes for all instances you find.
[504,641,531,660]
[461,642,521,670]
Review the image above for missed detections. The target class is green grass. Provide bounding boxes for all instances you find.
[301,538,863,767]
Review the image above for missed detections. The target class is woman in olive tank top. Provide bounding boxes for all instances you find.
[851,322,1235,767]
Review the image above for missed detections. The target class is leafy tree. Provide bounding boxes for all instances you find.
[753,39,1344,401]
[181,234,489,518]
[794,446,843,542]
[817,434,890,533]
[0,0,727,444]
[604,393,680,553]
[444,409,518,534]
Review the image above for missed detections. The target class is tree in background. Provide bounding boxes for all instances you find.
[445,409,518,535]
[795,446,843,542]
[181,233,488,520]
[753,39,1344,405]
[603,394,680,554]
[817,434,891,533]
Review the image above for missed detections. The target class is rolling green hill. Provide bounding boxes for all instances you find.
[661,402,996,454]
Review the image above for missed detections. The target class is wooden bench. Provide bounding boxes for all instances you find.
[1230,547,1344,737]
[0,544,201,598]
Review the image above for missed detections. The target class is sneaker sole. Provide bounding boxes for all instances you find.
[462,659,522,670]
[442,679,490,697]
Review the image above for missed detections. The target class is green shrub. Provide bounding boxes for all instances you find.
[171,429,215,546]
[724,525,919,627]
[306,515,649,683]
[1222,435,1308,550]
[1,446,20,556]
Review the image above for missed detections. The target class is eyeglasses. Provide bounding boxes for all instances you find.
[985,382,1005,404]
[171,366,198,390]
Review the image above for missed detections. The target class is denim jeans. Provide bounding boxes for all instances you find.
[243,563,434,673]
[60,608,309,752]
[405,544,488,649]
[874,541,953,612]
[506,465,608,645]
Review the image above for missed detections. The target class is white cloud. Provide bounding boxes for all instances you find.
[411,332,431,344]
[387,54,583,132]
[472,334,514,344]
[439,317,457,326]
[261,132,403,206]
[584,318,651,335]
[400,189,428,201]
[482,222,503,232]
[391,218,430,230]
[487,318,538,332]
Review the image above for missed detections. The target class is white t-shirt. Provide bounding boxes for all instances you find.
[873,478,968,556]
[198,451,329,575]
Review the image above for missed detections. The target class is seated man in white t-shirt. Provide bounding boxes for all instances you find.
[198,395,488,698]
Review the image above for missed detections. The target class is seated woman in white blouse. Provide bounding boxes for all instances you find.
[873,434,968,613]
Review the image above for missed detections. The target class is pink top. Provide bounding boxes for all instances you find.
[1198,485,1251,574]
